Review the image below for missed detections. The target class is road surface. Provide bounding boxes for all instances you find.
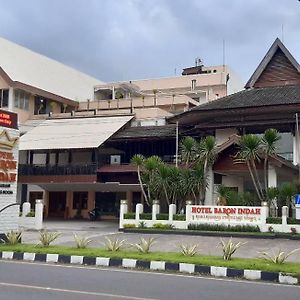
[0,260,299,300]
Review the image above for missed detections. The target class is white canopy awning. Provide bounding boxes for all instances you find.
[19,115,133,150]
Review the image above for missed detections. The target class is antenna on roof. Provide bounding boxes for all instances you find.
[222,39,226,72]
[195,57,203,67]
[281,24,284,43]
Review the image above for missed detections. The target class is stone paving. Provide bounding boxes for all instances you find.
[22,220,300,262]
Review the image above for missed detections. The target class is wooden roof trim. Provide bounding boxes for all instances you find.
[245,38,300,89]
[0,67,14,85]
[216,134,297,171]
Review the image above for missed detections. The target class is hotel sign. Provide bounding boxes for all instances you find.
[0,109,19,232]
[190,205,264,224]
[0,110,18,130]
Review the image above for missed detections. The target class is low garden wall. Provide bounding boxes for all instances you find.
[18,200,43,230]
[119,201,300,233]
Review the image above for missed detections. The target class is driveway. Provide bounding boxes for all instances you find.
[22,220,300,262]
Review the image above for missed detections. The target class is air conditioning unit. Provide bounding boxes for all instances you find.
[110,155,121,165]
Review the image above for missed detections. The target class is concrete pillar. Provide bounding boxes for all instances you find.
[186,200,193,222]
[261,202,269,221]
[22,202,31,217]
[268,164,277,188]
[293,133,300,165]
[8,87,14,111]
[35,199,44,230]
[168,204,176,222]
[205,167,214,205]
[282,206,288,225]
[119,200,128,229]
[152,200,160,221]
[112,86,115,100]
[135,203,143,222]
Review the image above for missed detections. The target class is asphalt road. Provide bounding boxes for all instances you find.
[0,260,299,300]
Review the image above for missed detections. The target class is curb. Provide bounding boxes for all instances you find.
[0,251,298,285]
[120,229,300,240]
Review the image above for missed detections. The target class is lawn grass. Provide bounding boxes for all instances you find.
[1,243,300,276]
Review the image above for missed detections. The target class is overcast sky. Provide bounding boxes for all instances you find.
[0,0,299,83]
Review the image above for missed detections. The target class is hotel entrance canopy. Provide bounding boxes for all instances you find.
[19,115,133,150]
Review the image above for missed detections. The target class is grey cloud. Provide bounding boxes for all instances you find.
[0,0,299,82]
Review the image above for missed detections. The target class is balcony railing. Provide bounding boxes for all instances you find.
[19,163,97,176]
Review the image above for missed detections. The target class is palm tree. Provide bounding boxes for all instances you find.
[130,154,149,205]
[262,129,281,196]
[143,156,162,203]
[191,162,207,204]
[180,136,197,166]
[198,136,217,203]
[238,134,264,201]
[155,163,172,205]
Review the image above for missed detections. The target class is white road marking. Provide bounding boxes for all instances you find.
[0,259,299,289]
[0,282,157,300]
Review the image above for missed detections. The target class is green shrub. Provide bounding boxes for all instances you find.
[220,238,247,260]
[179,243,198,256]
[140,213,152,220]
[73,234,92,249]
[187,223,260,232]
[152,223,174,230]
[1,230,22,245]
[131,237,156,253]
[156,213,168,220]
[25,210,35,217]
[38,230,61,247]
[123,224,136,229]
[288,218,300,225]
[138,221,147,228]
[174,214,185,221]
[103,237,126,252]
[266,217,300,225]
[124,213,135,219]
[266,217,281,224]
[259,248,300,264]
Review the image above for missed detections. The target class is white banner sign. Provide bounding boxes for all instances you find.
[0,109,19,232]
[190,205,266,225]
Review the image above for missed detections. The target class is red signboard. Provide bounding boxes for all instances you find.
[0,109,18,130]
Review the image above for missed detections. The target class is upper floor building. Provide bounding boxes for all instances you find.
[0,37,102,126]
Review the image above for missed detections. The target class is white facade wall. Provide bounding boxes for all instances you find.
[222,175,244,193]
[215,128,238,145]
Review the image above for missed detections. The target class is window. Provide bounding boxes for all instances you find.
[191,79,196,90]
[73,192,88,210]
[14,90,30,111]
[0,89,9,107]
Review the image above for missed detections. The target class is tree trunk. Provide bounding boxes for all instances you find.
[163,184,170,206]
[264,156,269,201]
[251,159,264,200]
[247,160,263,201]
[137,166,149,206]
